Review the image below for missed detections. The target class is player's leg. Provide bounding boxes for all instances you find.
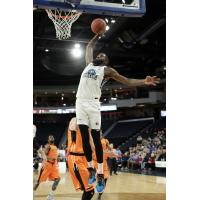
[81,189,95,200]
[89,101,103,172]
[52,177,60,190]
[113,157,118,175]
[97,178,107,200]
[76,100,96,184]
[78,124,97,184]
[34,164,50,190]
[42,163,59,200]
[68,155,84,190]
[78,124,93,163]
[69,155,95,200]
[97,160,109,200]
[76,100,93,164]
[91,129,103,172]
[44,175,60,200]
[91,129,105,190]
[89,104,105,193]
[77,157,95,191]
[50,163,61,191]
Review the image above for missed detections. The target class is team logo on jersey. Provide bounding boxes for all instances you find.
[83,69,98,80]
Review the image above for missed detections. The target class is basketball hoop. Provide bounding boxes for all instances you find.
[46,9,82,40]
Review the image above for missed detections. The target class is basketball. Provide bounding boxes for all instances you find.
[91,18,106,34]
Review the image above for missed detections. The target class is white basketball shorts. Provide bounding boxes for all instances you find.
[76,99,101,130]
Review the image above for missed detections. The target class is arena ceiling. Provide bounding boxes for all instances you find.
[33,0,166,87]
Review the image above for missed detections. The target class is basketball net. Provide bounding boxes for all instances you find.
[46,9,82,40]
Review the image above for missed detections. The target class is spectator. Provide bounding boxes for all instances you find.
[146,152,156,172]
[112,127,166,174]
[137,135,143,144]
[141,152,149,172]
[142,139,148,147]
[147,139,156,153]
[115,147,122,170]
[121,152,129,170]
[127,150,139,170]
[153,137,161,148]
[61,144,66,150]
[108,144,118,175]
[155,147,162,161]
[136,152,143,171]
[157,147,166,161]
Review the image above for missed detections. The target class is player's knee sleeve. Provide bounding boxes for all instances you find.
[52,178,60,191]
[91,129,103,163]
[79,125,92,162]
[81,189,95,200]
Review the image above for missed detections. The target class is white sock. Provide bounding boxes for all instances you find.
[88,161,94,168]
[97,163,103,174]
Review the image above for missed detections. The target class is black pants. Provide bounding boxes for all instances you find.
[145,163,156,171]
[109,158,117,175]
[122,160,128,168]
[79,125,103,164]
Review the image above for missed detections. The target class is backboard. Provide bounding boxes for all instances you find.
[33,0,146,17]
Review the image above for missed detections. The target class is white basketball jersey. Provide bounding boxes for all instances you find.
[76,63,106,100]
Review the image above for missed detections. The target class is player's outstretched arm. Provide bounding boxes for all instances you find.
[85,34,100,65]
[105,67,160,87]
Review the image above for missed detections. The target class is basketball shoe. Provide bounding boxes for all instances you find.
[95,174,105,193]
[46,192,54,200]
[88,167,96,185]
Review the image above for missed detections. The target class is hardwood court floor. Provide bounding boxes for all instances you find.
[33,171,166,200]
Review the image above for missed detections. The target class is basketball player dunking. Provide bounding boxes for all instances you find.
[76,34,160,192]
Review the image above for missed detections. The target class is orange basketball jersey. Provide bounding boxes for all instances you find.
[38,144,60,183]
[67,128,94,192]
[68,128,84,154]
[47,144,58,160]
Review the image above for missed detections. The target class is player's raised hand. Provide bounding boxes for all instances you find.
[144,76,160,86]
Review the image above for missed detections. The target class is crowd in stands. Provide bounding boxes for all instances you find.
[116,128,166,174]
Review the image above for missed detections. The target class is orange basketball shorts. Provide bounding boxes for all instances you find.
[38,161,60,183]
[68,154,94,192]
